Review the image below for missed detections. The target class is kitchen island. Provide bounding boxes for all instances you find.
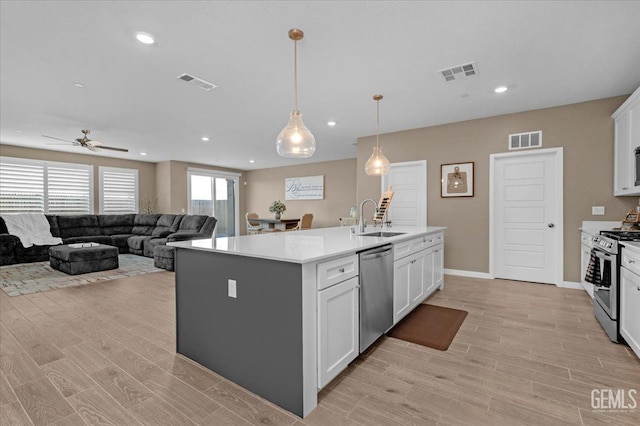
[169,226,445,417]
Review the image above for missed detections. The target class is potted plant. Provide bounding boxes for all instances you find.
[269,200,286,220]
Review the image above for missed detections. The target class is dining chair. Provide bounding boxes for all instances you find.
[290,213,313,231]
[246,213,263,235]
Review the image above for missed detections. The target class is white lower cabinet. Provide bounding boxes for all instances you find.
[317,276,359,389]
[621,265,640,359]
[393,253,413,323]
[393,242,444,325]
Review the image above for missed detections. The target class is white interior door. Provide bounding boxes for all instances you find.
[491,148,563,285]
[382,161,427,227]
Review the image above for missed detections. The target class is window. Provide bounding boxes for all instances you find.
[0,156,93,214]
[99,167,139,214]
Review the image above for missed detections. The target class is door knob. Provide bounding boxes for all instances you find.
[548,223,555,228]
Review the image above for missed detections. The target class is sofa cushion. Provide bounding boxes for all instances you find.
[132,214,162,236]
[14,243,52,263]
[99,214,135,235]
[57,215,101,238]
[63,236,113,245]
[110,234,134,253]
[151,214,182,237]
[144,237,167,257]
[177,215,207,232]
[46,215,60,237]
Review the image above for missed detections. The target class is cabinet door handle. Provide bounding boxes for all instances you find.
[628,260,636,264]
[622,187,629,190]
[338,268,345,273]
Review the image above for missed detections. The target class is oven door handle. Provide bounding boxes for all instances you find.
[592,250,613,261]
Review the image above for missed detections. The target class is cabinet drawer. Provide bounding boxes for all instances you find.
[394,237,424,261]
[622,247,640,276]
[394,233,444,261]
[317,254,358,290]
[425,233,444,248]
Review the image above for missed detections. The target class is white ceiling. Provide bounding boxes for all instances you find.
[1,1,639,171]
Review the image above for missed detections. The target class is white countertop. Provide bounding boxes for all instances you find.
[579,221,621,237]
[169,226,446,264]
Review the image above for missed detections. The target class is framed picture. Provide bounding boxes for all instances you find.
[441,162,474,197]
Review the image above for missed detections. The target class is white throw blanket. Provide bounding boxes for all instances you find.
[2,214,63,248]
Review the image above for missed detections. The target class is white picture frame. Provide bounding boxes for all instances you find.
[285,175,324,200]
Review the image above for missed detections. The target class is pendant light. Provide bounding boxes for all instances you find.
[365,94,391,176]
[276,29,316,158]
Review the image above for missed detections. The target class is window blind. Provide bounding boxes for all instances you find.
[0,157,93,214]
[0,160,45,213]
[47,165,92,214]
[99,167,138,214]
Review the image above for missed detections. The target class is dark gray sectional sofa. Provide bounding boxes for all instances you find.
[0,213,216,266]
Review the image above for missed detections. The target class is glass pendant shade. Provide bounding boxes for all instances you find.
[365,145,391,176]
[276,110,316,158]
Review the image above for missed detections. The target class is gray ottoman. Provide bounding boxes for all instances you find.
[154,245,175,271]
[49,244,119,275]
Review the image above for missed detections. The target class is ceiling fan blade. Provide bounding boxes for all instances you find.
[46,142,74,145]
[98,145,129,152]
[42,135,75,143]
[87,145,100,152]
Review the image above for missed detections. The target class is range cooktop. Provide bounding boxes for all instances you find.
[600,230,640,241]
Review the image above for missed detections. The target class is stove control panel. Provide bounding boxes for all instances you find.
[592,235,617,252]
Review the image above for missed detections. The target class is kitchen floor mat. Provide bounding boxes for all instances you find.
[387,303,468,350]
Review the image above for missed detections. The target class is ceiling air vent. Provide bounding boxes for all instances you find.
[508,131,542,150]
[177,73,217,91]
[438,62,478,82]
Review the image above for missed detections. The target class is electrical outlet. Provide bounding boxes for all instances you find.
[228,279,237,298]
[592,206,605,215]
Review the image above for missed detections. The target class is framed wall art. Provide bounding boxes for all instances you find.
[441,162,474,197]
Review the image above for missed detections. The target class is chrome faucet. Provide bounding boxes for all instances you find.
[359,199,378,233]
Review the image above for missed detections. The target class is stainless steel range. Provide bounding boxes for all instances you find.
[589,230,640,342]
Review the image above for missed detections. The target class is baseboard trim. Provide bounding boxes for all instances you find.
[562,281,584,290]
[444,269,492,280]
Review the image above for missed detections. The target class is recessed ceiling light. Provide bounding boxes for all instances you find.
[201,136,210,142]
[135,32,155,45]
[327,121,336,127]
[73,83,85,88]
[494,86,508,93]
[15,129,22,133]
[249,160,255,163]
[140,152,147,156]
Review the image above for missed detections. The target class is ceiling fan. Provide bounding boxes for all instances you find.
[42,129,128,152]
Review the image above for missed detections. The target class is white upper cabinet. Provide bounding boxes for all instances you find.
[613,86,640,196]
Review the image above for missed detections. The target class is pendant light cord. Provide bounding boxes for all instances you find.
[376,99,380,148]
[294,39,298,112]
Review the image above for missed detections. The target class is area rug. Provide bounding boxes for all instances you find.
[0,254,165,296]
[387,304,468,351]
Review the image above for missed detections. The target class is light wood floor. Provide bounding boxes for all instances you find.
[1,273,639,426]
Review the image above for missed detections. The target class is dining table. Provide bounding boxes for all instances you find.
[257,217,300,231]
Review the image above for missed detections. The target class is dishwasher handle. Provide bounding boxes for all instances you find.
[361,247,393,260]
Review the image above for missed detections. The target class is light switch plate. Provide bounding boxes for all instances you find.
[228,279,237,298]
[592,206,605,215]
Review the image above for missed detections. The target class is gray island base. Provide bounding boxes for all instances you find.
[176,248,307,415]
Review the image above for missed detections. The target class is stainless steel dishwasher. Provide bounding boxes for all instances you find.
[359,244,394,352]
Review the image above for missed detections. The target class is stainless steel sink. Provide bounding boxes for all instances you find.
[360,231,406,237]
